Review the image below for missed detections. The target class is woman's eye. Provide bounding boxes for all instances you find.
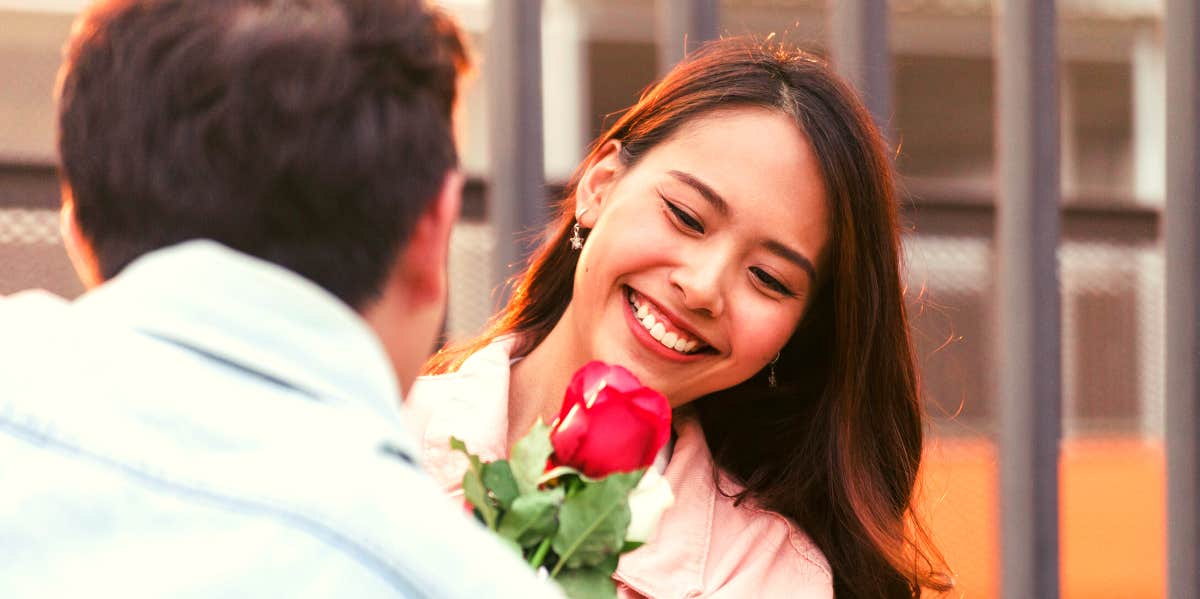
[750,267,793,297]
[664,199,704,233]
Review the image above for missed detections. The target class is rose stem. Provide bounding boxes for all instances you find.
[528,537,552,569]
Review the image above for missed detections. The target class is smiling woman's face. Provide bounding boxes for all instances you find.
[566,107,831,406]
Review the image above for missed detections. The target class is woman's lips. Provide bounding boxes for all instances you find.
[624,286,712,357]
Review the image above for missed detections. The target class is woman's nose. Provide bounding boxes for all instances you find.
[668,255,727,318]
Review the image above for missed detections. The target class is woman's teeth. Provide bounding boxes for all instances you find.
[629,293,701,354]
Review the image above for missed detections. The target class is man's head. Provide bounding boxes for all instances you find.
[57,0,468,391]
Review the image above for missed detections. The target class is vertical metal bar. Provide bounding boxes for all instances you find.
[1165,0,1200,597]
[540,0,587,183]
[655,0,718,76]
[488,0,546,298]
[827,0,892,140]
[995,1,1060,598]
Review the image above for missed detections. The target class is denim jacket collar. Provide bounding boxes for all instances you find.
[74,241,407,437]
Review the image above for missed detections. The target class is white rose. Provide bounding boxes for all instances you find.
[626,467,675,543]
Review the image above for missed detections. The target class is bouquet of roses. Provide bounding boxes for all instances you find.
[451,361,674,599]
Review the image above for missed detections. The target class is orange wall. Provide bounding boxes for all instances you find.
[919,437,1165,598]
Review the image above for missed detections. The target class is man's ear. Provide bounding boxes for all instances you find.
[574,140,623,228]
[395,169,463,305]
[59,187,102,289]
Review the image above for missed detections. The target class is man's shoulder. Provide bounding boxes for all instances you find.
[0,381,560,598]
[0,293,560,598]
[0,288,120,399]
[0,288,72,324]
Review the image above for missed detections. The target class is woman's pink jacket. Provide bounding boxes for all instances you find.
[406,339,833,598]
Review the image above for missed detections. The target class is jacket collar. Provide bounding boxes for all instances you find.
[411,337,517,482]
[73,241,406,433]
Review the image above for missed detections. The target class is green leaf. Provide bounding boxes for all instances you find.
[554,566,617,599]
[462,470,497,530]
[619,541,644,554]
[511,420,554,495]
[496,487,565,547]
[451,437,498,530]
[551,471,641,573]
[596,553,619,576]
[483,460,520,510]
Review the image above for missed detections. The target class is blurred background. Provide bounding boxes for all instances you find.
[0,0,1174,596]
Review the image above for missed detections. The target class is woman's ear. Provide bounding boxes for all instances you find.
[574,140,623,228]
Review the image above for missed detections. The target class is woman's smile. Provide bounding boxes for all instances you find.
[622,285,713,362]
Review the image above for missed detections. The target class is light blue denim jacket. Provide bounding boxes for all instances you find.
[0,241,561,599]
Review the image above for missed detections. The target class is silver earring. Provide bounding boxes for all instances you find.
[768,352,780,388]
[569,208,588,250]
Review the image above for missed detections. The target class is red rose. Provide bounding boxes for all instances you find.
[549,361,672,478]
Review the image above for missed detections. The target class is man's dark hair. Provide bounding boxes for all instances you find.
[57,0,467,309]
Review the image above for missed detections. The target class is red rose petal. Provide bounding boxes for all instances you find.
[550,361,673,478]
[550,403,588,466]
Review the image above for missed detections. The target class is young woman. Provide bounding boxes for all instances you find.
[407,38,952,598]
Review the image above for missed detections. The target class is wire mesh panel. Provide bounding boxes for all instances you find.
[1061,241,1162,438]
[907,233,995,434]
[0,207,57,245]
[905,225,1167,598]
[445,221,498,342]
[0,207,81,297]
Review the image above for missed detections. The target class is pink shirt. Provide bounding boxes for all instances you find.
[406,339,834,598]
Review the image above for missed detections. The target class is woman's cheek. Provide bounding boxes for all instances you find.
[734,299,803,358]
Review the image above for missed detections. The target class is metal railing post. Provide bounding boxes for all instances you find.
[1165,1,1200,597]
[828,0,892,141]
[995,0,1061,597]
[487,0,547,300]
[655,0,718,76]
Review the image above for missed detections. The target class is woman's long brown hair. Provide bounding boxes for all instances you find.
[425,38,953,598]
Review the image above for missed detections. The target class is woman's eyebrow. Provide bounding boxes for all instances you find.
[668,170,729,216]
[763,239,817,283]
